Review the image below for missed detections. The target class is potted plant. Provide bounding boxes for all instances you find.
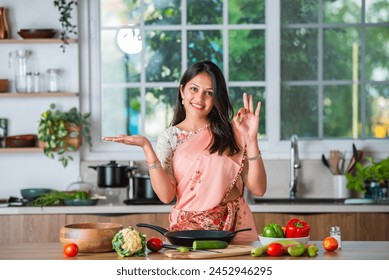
[346,156,389,197]
[37,103,91,167]
[53,0,78,52]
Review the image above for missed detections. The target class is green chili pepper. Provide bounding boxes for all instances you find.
[176,246,190,253]
[307,244,319,257]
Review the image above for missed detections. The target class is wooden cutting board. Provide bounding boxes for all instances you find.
[165,244,253,259]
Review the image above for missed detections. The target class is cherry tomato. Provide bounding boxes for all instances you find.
[323,237,338,252]
[266,242,286,256]
[63,243,79,257]
[147,237,163,252]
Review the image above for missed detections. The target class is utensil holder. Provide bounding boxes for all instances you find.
[333,175,350,198]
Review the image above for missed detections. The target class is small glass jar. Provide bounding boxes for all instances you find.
[33,72,41,93]
[0,118,7,148]
[46,69,62,92]
[330,226,342,249]
[26,72,33,93]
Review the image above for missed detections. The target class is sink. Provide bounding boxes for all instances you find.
[252,198,346,204]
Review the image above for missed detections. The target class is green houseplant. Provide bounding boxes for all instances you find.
[346,156,389,195]
[38,103,91,167]
[53,0,78,52]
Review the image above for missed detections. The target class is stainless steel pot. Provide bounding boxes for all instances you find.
[88,161,137,188]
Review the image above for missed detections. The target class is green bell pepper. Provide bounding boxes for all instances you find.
[72,191,88,200]
[262,223,285,238]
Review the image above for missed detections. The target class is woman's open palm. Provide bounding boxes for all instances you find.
[102,134,149,148]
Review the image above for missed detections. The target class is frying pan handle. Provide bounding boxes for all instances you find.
[136,223,169,235]
[227,227,252,236]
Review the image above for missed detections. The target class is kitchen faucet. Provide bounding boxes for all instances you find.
[290,134,301,199]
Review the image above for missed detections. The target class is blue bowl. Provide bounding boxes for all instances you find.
[20,188,52,200]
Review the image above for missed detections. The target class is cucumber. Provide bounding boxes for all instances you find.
[192,240,229,250]
[251,245,267,257]
[287,243,306,257]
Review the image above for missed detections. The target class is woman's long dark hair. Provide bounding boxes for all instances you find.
[171,60,240,156]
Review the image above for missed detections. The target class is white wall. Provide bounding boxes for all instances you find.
[0,0,80,197]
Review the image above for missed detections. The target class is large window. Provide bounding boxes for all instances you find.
[280,0,389,140]
[96,0,266,141]
[84,0,389,160]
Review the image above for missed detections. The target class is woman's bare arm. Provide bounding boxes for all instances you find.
[102,135,176,203]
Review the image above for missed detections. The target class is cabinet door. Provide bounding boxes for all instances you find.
[0,214,67,244]
[356,213,389,241]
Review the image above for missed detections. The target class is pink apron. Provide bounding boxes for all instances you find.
[168,126,258,241]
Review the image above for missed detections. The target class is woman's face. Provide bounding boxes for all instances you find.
[180,72,214,120]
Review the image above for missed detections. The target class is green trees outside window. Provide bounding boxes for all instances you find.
[97,0,388,142]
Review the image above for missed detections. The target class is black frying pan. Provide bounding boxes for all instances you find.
[136,223,252,247]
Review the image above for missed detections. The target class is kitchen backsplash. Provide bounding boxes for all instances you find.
[0,156,360,200]
[80,159,345,200]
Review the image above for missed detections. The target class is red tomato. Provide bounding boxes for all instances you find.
[147,237,163,252]
[323,237,338,252]
[266,242,286,256]
[63,243,78,257]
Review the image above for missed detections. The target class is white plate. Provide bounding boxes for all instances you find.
[258,234,309,245]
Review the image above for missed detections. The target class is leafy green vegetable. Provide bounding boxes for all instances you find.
[346,156,389,193]
[27,190,89,206]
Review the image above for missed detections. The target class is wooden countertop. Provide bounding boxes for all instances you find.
[1,241,388,260]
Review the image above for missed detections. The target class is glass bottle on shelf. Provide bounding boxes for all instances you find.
[33,72,41,93]
[9,50,34,93]
[26,72,33,93]
[0,118,7,148]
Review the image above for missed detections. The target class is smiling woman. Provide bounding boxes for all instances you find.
[102,60,267,242]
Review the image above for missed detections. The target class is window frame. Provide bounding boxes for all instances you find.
[80,0,389,162]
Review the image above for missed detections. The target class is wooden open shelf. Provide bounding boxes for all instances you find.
[0,39,77,44]
[0,147,42,153]
[0,92,78,98]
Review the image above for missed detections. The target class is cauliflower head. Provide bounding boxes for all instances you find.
[112,226,146,257]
